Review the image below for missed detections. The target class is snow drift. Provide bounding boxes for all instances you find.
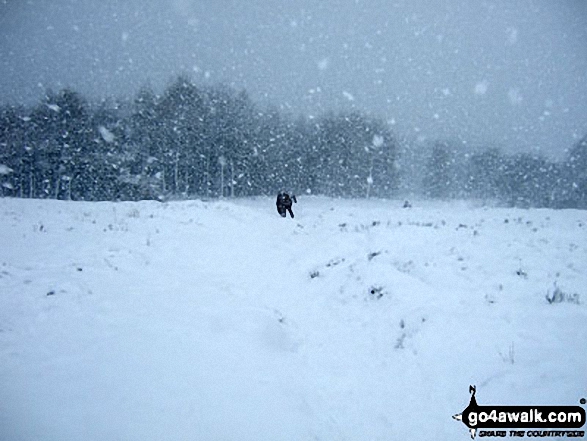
[1,196,585,440]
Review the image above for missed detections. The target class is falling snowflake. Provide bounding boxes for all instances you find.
[98,126,116,143]
[317,58,329,70]
[474,81,489,95]
[0,164,14,175]
[372,135,384,148]
[342,91,355,101]
[506,27,518,45]
[508,88,523,105]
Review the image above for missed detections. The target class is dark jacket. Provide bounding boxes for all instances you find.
[276,192,296,208]
[276,192,297,217]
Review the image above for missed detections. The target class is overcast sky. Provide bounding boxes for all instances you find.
[1,0,586,158]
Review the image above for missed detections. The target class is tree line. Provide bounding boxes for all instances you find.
[415,138,587,209]
[0,76,397,201]
[0,75,585,208]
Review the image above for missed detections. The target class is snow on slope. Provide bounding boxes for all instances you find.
[0,196,585,441]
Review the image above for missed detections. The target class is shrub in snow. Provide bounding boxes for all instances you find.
[325,257,345,267]
[545,283,580,305]
[484,293,496,304]
[498,342,515,364]
[368,285,384,299]
[367,251,381,261]
[516,268,528,278]
[515,259,528,278]
[127,208,140,218]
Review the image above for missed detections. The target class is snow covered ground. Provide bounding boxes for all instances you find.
[1,196,585,440]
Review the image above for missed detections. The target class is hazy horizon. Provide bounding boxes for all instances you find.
[1,0,586,159]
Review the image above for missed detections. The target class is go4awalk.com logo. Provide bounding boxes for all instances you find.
[453,386,586,439]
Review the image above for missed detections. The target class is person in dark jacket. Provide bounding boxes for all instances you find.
[276,192,297,218]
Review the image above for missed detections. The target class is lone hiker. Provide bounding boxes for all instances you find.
[276,192,297,218]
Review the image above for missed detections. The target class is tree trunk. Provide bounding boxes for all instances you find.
[230,160,234,198]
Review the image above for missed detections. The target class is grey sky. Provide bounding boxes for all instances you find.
[1,0,586,159]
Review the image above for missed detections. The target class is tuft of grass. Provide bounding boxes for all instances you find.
[127,208,140,218]
[498,342,515,364]
[545,282,580,305]
[368,285,384,299]
[367,251,381,261]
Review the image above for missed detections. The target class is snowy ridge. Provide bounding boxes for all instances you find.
[1,197,586,440]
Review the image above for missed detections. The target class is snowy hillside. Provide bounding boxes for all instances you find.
[1,196,585,440]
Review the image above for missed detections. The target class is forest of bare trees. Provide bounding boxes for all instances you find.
[1,76,585,208]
